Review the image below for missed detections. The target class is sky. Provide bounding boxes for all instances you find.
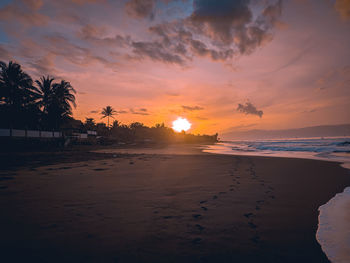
[0,0,349,134]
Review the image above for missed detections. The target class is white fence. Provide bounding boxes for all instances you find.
[0,129,96,139]
[0,128,62,138]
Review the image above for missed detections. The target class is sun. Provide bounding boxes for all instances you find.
[172,117,191,132]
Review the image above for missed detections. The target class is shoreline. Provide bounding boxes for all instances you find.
[1,145,349,262]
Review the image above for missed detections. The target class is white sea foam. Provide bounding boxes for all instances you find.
[317,187,350,263]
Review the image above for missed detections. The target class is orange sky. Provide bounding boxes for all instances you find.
[0,0,349,135]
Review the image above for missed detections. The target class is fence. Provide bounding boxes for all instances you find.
[0,129,97,139]
[0,128,62,138]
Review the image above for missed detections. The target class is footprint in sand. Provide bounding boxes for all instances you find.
[191,237,202,244]
[255,205,260,210]
[195,224,205,231]
[212,195,218,200]
[93,168,107,171]
[201,206,208,211]
[199,200,207,204]
[251,235,260,244]
[192,214,202,219]
[248,222,257,229]
[244,213,254,218]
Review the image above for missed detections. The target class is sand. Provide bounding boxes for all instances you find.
[0,145,349,262]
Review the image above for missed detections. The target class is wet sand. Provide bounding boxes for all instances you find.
[0,147,349,262]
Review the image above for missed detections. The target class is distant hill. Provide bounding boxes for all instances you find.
[222,124,350,140]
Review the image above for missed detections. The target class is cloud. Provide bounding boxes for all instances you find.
[182,105,204,111]
[0,0,48,27]
[130,108,150,115]
[0,45,11,61]
[186,0,282,54]
[78,24,131,48]
[130,40,186,65]
[130,0,284,65]
[335,0,350,20]
[27,53,56,76]
[115,110,128,114]
[125,0,155,19]
[237,102,263,118]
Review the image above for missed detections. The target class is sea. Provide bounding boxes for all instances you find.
[203,137,350,263]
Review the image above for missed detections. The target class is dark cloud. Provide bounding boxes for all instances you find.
[125,0,155,20]
[182,105,204,111]
[130,108,150,115]
[237,102,263,118]
[71,1,283,67]
[78,24,131,48]
[116,110,128,114]
[185,0,282,54]
[189,0,252,44]
[130,40,186,65]
[131,0,284,65]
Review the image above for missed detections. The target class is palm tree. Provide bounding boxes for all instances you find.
[84,118,96,130]
[52,80,76,116]
[0,60,40,128]
[101,106,116,128]
[36,77,76,129]
[50,80,76,129]
[35,76,55,115]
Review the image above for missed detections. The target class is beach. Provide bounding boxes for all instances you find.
[0,145,349,262]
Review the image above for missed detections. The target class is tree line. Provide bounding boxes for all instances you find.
[0,60,218,144]
[0,60,76,130]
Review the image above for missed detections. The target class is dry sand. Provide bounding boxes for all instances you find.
[0,145,349,262]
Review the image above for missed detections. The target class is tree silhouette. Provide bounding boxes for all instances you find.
[0,60,40,128]
[36,76,55,115]
[101,106,116,128]
[84,118,96,130]
[50,80,76,129]
[36,77,76,129]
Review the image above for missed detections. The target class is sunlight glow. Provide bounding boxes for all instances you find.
[172,117,191,132]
